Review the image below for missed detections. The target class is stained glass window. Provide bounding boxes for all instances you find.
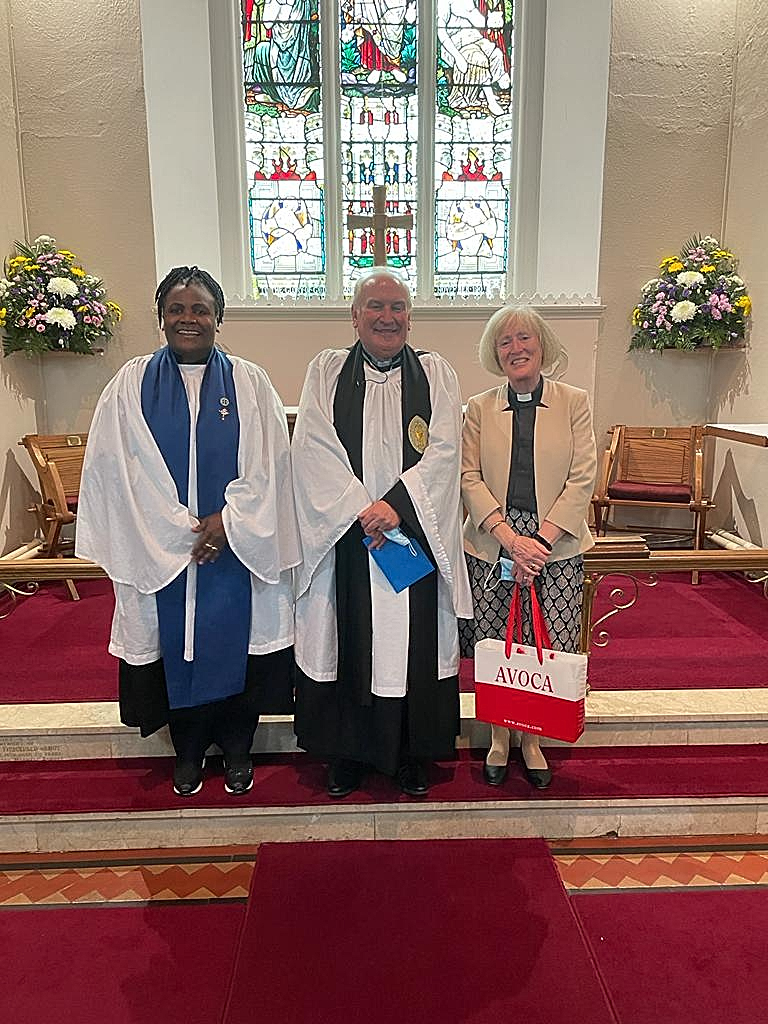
[339,0,418,296]
[242,0,325,299]
[239,0,514,301]
[434,0,513,299]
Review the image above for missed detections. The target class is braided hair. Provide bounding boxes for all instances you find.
[155,266,225,326]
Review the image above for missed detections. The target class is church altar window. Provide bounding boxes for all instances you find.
[239,0,515,302]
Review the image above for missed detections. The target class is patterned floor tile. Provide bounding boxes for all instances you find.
[0,858,256,906]
[555,850,768,892]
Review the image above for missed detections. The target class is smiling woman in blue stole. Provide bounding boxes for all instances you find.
[77,267,300,796]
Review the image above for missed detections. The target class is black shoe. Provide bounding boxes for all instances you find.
[397,761,429,797]
[327,760,361,798]
[173,757,205,797]
[483,762,508,786]
[224,760,254,795]
[520,750,552,790]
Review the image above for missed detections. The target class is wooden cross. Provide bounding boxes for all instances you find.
[346,184,414,266]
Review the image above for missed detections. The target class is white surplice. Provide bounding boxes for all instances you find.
[76,351,300,665]
[292,348,472,692]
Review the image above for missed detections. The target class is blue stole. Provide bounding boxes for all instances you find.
[141,346,252,709]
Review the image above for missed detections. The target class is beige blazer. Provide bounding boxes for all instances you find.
[462,377,597,564]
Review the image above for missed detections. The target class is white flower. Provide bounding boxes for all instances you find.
[676,271,704,287]
[44,307,77,329]
[47,276,79,298]
[728,275,744,287]
[670,300,697,323]
[32,235,56,248]
[642,279,661,292]
[0,278,9,298]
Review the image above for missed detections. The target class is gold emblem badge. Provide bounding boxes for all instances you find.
[408,415,429,454]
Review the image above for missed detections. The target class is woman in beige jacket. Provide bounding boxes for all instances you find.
[461,306,596,788]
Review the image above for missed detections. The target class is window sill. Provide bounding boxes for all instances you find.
[224,297,605,322]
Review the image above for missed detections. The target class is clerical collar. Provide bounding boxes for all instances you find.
[505,377,545,410]
[360,345,404,372]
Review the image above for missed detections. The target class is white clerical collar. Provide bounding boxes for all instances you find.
[516,391,533,402]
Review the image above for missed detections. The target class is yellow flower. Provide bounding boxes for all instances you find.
[735,295,752,315]
[0,307,6,326]
[70,267,85,277]
[701,264,716,273]
[667,260,684,273]
[77,304,89,312]
[28,264,40,271]
[24,307,35,318]
[659,256,676,269]
[714,250,733,260]
[57,250,76,260]
[631,307,642,326]
[107,301,123,322]
[8,256,28,268]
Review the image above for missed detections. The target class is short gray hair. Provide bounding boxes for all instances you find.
[477,305,568,378]
[351,269,413,310]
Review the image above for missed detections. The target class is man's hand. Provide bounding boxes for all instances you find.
[358,500,401,548]
[191,511,228,564]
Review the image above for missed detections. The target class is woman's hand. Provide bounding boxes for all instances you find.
[493,524,549,584]
[191,511,228,564]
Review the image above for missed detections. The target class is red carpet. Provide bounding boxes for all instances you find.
[1,572,766,702]
[223,839,615,1024]
[573,889,768,1024]
[1,744,768,815]
[0,579,116,702]
[460,571,768,692]
[0,902,244,1024]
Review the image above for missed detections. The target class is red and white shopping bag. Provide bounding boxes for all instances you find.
[474,584,587,743]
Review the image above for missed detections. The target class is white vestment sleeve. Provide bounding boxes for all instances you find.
[221,359,301,582]
[75,355,200,593]
[401,354,473,619]
[291,350,372,598]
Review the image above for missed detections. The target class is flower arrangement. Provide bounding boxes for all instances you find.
[0,236,122,356]
[630,235,751,351]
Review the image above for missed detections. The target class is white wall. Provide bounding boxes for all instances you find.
[594,0,738,453]
[708,0,768,541]
[0,0,45,553]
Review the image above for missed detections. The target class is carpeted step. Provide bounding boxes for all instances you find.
[2,744,768,816]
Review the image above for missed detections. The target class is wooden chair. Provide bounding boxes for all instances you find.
[592,425,712,583]
[19,433,88,600]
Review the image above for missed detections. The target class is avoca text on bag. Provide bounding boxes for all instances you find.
[474,583,587,744]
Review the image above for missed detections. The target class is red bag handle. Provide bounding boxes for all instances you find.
[504,583,552,664]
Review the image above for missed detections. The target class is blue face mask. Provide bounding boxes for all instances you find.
[483,557,515,591]
[499,556,515,581]
[382,527,419,558]
[383,527,410,546]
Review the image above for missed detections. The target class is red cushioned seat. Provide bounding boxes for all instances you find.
[607,480,691,503]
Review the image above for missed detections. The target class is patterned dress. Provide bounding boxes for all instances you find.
[460,507,583,657]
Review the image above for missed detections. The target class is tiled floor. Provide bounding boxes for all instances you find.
[551,834,768,892]
[2,836,768,907]
[0,845,259,906]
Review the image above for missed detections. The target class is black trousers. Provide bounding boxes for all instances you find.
[120,647,294,762]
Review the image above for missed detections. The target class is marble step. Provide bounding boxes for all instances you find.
[1,689,768,762]
[2,747,767,853]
